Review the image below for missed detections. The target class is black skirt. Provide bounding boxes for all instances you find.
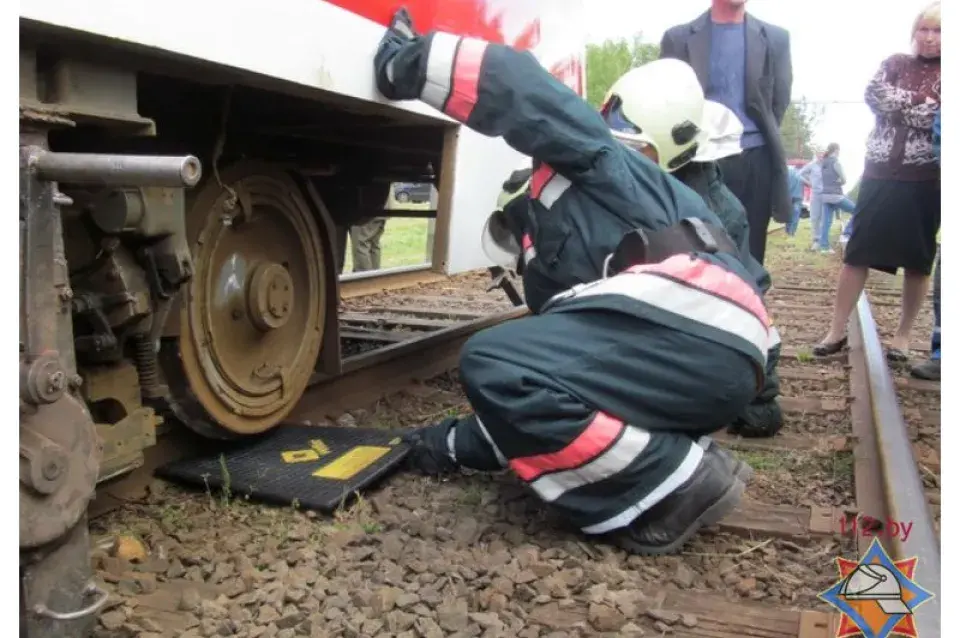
[843,177,941,275]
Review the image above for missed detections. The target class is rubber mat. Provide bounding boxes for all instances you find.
[156,425,410,512]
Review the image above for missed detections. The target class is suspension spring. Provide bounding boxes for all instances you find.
[131,333,162,399]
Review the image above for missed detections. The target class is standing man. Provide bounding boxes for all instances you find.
[798,152,824,250]
[349,217,387,272]
[660,0,794,265]
[785,164,804,237]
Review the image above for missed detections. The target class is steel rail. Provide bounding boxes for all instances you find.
[853,292,940,634]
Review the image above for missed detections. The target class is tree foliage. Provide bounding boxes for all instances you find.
[779,99,823,161]
[585,36,818,160]
[585,36,660,108]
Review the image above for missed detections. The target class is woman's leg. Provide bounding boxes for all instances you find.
[818,264,870,347]
[891,269,931,352]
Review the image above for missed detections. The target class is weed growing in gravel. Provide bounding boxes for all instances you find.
[218,454,232,507]
[332,491,383,535]
[831,452,854,479]
[735,450,787,472]
[795,348,814,363]
[159,502,189,531]
[457,484,486,508]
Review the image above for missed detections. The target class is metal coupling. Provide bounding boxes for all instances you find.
[28,149,202,188]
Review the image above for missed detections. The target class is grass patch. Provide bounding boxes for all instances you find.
[734,448,855,482]
[764,216,906,289]
[764,218,839,273]
[735,449,789,472]
[343,217,434,273]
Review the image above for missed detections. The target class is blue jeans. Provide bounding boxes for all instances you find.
[931,251,941,359]
[818,196,856,249]
[786,201,803,236]
[841,216,854,239]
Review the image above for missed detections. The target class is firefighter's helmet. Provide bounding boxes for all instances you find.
[693,99,744,164]
[481,163,531,267]
[600,59,741,172]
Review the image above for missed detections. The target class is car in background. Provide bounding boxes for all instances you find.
[393,182,434,204]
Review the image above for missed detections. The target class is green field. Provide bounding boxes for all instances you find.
[341,217,434,273]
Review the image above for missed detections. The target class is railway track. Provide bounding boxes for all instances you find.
[87,242,940,638]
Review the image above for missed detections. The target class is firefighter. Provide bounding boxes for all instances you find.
[486,64,784,439]
[373,10,775,555]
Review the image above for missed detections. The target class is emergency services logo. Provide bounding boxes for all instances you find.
[818,538,935,637]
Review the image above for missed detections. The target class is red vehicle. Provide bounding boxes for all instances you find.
[19,1,587,635]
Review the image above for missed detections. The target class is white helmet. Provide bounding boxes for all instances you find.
[600,59,741,172]
[693,100,744,163]
[481,160,531,267]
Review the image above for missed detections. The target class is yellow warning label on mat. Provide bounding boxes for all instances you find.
[310,439,330,455]
[281,439,330,464]
[312,446,391,480]
[282,449,320,463]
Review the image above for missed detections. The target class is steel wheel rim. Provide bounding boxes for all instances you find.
[179,172,325,435]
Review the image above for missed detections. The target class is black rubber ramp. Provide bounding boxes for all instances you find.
[156,425,410,512]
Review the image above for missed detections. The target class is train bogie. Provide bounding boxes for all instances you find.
[19,2,584,633]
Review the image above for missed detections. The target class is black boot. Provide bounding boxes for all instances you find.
[402,418,460,476]
[699,437,753,483]
[605,446,744,556]
[910,358,940,381]
[727,399,783,438]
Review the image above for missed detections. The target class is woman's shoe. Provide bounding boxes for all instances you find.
[813,336,848,357]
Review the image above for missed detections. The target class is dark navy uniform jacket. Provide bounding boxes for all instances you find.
[386,30,775,376]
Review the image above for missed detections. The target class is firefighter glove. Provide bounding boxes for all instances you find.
[374,7,424,100]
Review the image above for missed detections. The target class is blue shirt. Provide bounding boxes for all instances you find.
[707,22,764,149]
[787,167,803,201]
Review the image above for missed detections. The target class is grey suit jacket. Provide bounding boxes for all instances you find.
[660,11,793,223]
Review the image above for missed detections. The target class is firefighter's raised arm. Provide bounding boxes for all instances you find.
[374,9,615,176]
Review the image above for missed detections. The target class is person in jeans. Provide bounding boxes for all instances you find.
[911,107,941,381]
[797,153,823,250]
[785,165,804,236]
[817,143,856,253]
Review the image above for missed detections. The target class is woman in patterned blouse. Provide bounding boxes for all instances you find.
[813,1,941,362]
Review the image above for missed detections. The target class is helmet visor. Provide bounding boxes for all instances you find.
[601,96,652,151]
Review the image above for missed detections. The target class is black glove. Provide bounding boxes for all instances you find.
[374,7,422,100]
